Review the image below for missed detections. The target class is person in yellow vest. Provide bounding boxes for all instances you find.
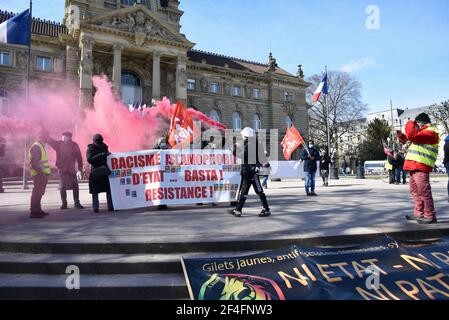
[29,129,51,218]
[397,113,440,224]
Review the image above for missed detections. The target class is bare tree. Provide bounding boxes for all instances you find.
[306,71,367,157]
[427,100,449,134]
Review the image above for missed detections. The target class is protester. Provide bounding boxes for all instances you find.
[300,140,321,196]
[260,151,271,189]
[341,159,347,176]
[397,113,440,224]
[86,134,114,213]
[320,149,331,187]
[28,129,51,218]
[394,152,406,185]
[444,135,449,202]
[228,127,271,218]
[387,154,397,184]
[155,136,169,210]
[48,132,84,210]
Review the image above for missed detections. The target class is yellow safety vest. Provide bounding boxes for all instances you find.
[28,142,51,177]
[405,125,440,168]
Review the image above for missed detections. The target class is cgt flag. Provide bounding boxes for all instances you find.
[168,101,198,148]
[0,9,31,46]
[281,126,304,160]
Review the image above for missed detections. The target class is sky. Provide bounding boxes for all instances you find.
[2,0,449,113]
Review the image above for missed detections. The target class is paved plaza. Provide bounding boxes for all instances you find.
[1,177,448,244]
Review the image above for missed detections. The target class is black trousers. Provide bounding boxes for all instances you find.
[235,174,269,211]
[30,173,49,212]
[59,171,80,205]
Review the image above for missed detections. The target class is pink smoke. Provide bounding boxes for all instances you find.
[0,75,225,167]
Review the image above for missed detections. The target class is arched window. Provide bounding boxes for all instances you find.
[121,70,143,105]
[232,112,242,130]
[253,114,262,131]
[285,116,293,128]
[210,110,221,123]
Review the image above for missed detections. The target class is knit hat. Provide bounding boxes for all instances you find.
[415,113,431,124]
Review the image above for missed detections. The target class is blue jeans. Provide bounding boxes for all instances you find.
[395,169,407,184]
[446,163,449,197]
[305,171,316,194]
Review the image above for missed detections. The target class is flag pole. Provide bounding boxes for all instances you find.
[324,66,330,156]
[390,99,395,150]
[22,0,32,190]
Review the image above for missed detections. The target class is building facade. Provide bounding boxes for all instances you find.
[0,0,310,174]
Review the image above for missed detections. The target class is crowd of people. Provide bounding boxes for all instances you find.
[26,112,449,225]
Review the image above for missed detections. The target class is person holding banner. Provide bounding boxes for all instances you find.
[87,134,114,213]
[228,128,271,218]
[300,140,321,196]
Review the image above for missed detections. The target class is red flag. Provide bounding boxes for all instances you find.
[168,101,197,147]
[281,126,304,160]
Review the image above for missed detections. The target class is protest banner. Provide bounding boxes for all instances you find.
[108,149,241,210]
[182,236,449,300]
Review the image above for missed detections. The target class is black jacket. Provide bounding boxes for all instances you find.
[234,138,268,176]
[48,138,83,173]
[300,147,321,173]
[86,142,110,194]
[444,139,449,165]
[320,155,331,171]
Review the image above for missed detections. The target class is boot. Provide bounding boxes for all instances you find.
[30,211,45,219]
[74,201,84,209]
[60,203,68,210]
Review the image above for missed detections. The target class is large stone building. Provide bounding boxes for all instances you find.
[0,0,310,174]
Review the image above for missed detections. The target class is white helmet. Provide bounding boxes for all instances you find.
[241,127,255,138]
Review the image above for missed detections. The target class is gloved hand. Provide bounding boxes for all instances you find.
[76,170,83,181]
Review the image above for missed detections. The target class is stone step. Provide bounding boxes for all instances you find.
[1,227,449,254]
[0,273,189,300]
[0,251,258,275]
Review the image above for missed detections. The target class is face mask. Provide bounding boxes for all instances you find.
[160,143,167,149]
[309,144,314,149]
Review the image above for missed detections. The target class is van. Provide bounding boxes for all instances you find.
[364,160,386,175]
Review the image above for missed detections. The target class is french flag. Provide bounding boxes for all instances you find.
[313,73,328,103]
[0,9,31,46]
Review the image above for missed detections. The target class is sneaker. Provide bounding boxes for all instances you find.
[417,217,437,225]
[60,204,68,210]
[228,209,242,217]
[30,212,45,219]
[259,209,271,217]
[405,215,421,221]
[74,202,85,209]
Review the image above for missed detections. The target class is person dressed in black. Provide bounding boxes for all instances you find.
[387,154,397,184]
[394,151,406,185]
[228,128,271,218]
[86,134,113,213]
[320,149,331,187]
[154,136,169,210]
[300,140,321,196]
[48,132,84,210]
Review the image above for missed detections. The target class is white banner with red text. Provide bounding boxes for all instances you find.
[107,149,241,210]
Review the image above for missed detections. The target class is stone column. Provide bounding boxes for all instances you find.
[176,55,188,102]
[112,44,124,95]
[79,34,95,107]
[152,52,161,101]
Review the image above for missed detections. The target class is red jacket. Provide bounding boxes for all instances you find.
[397,121,439,173]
